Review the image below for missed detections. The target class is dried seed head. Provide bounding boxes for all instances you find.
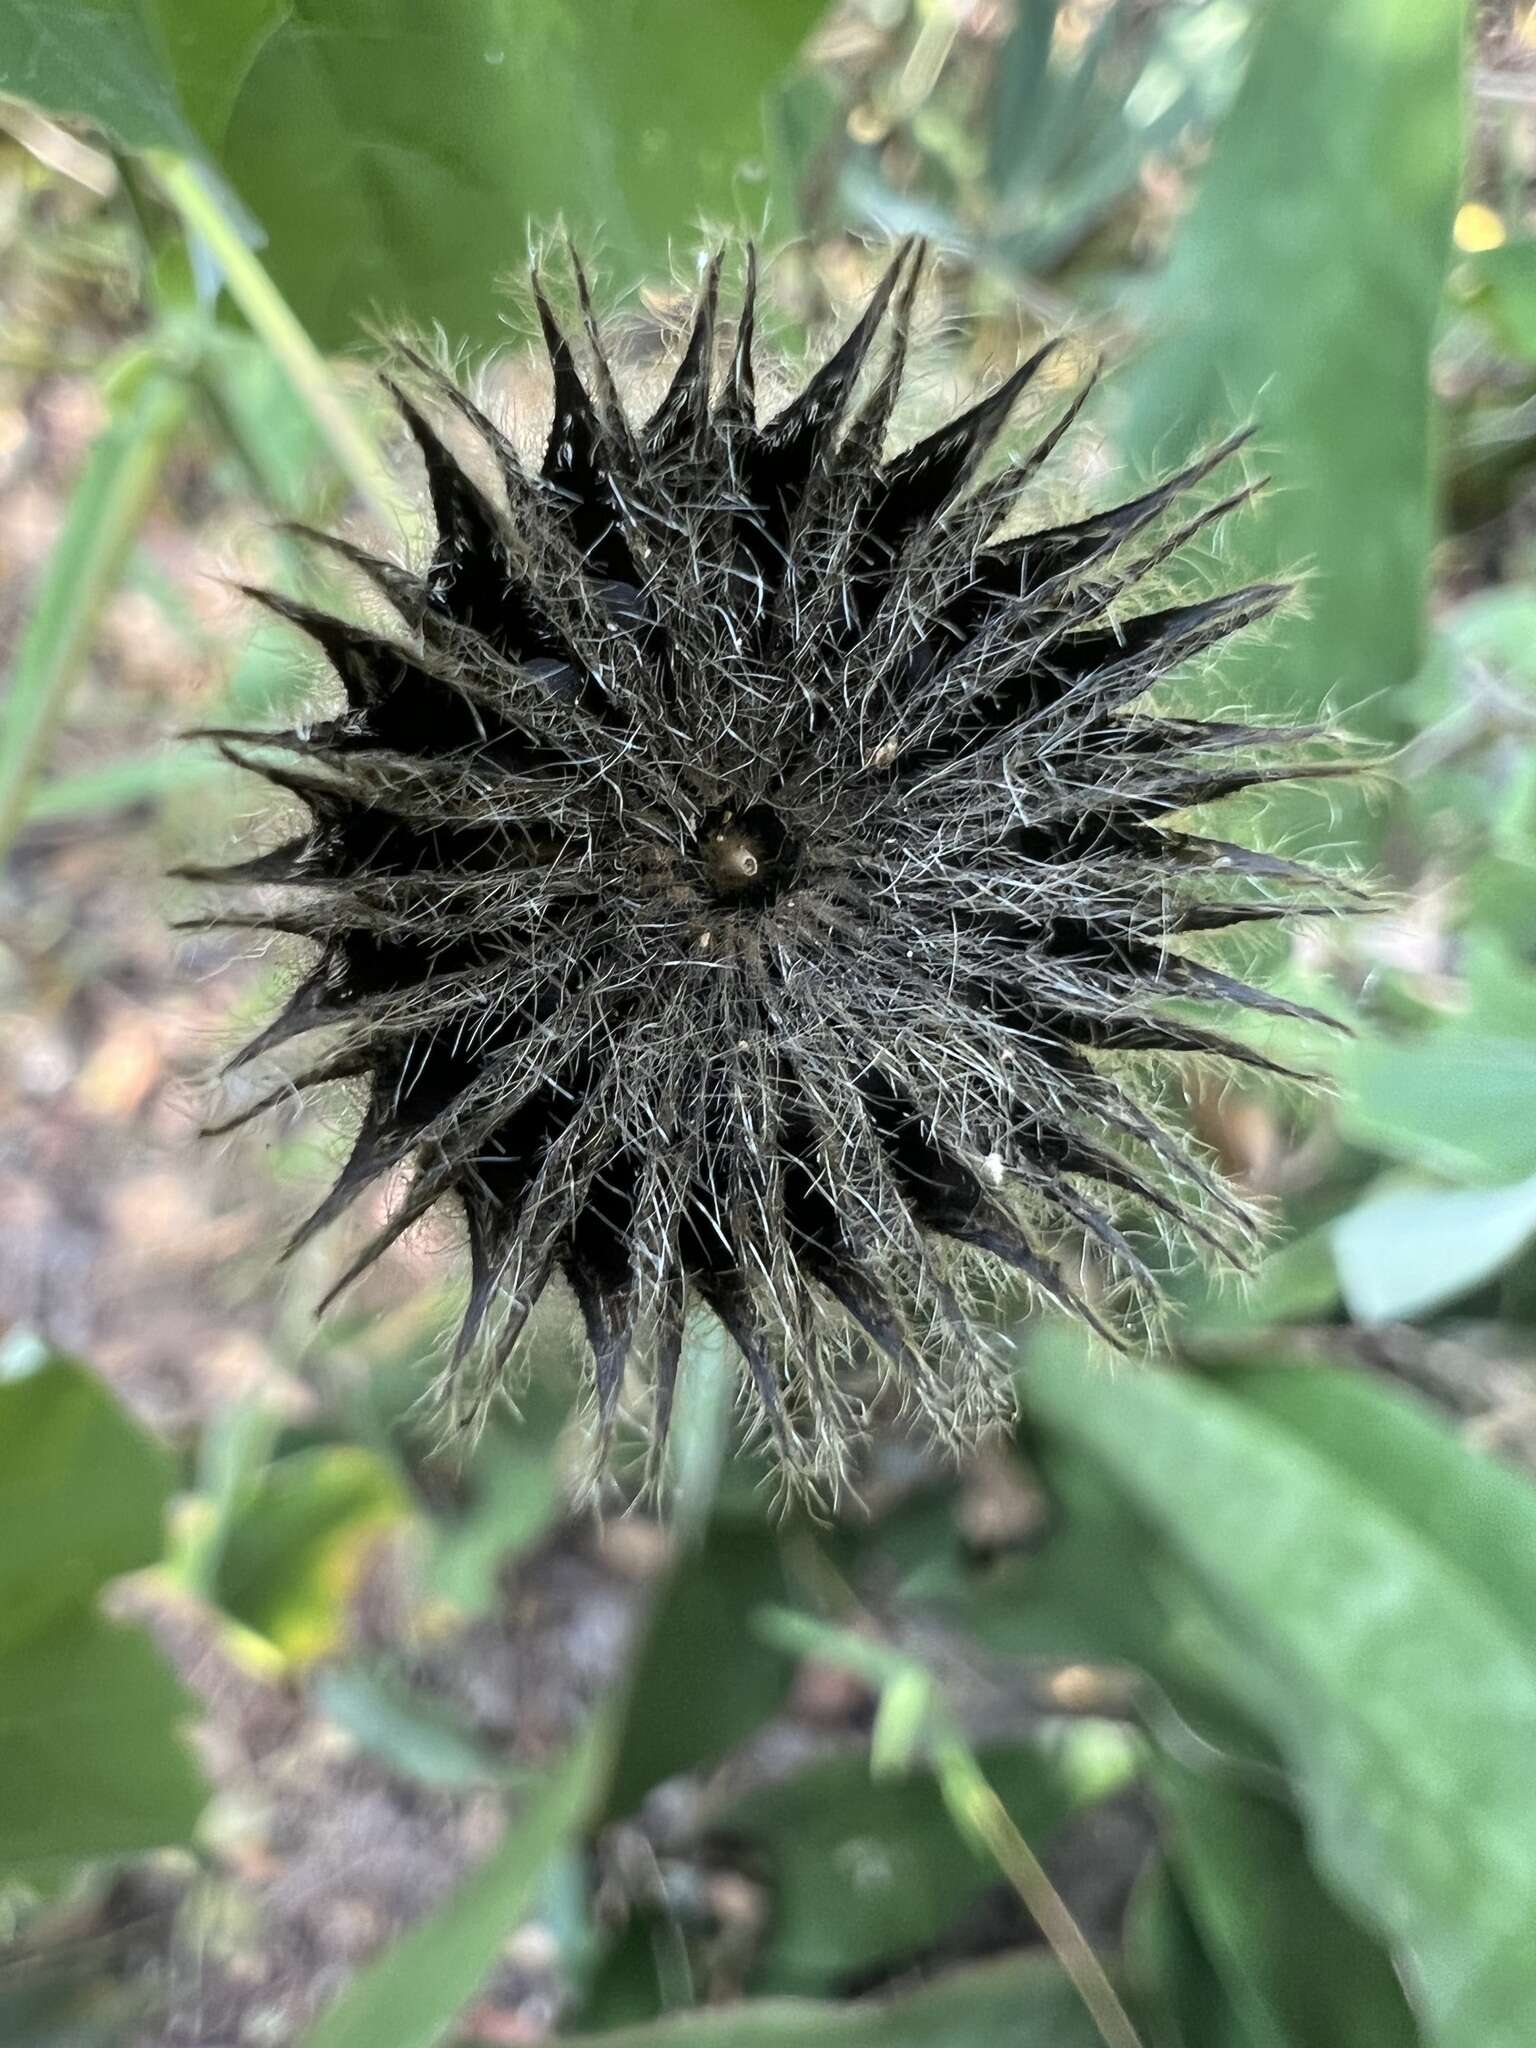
[187,244,1351,1498]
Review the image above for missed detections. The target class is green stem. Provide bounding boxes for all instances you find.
[936,1735,1146,2048]
[666,1313,735,1544]
[0,367,189,857]
[146,152,398,523]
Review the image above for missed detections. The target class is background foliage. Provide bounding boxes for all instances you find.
[3,3,1535,2046]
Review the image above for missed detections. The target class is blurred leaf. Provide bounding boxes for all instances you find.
[0,1611,205,1872]
[565,1951,1109,2047]
[1124,1856,1258,2048]
[299,1721,607,2048]
[604,1522,790,1822]
[1338,1032,1536,1182]
[1218,1363,1536,1652]
[0,1358,204,1872]
[1150,1757,1418,2047]
[0,362,189,856]
[314,1664,516,1789]
[0,1357,175,1646]
[0,0,203,151]
[427,1411,570,1619]
[211,1444,408,1664]
[1459,240,1536,360]
[141,0,290,146]
[1332,1173,1536,1322]
[1173,1224,1341,1334]
[718,1741,1080,1993]
[984,0,1240,276]
[1115,0,1464,760]
[1025,1336,1536,2048]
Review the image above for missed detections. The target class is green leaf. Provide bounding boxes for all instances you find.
[565,1951,1109,2048]
[1150,1758,1418,2048]
[298,1722,606,2048]
[210,1444,408,1663]
[1217,1362,1536,1655]
[1115,0,1464,753]
[1332,1173,1536,1322]
[1338,1032,1536,1182]
[0,0,202,151]
[313,1664,516,1789]
[0,1358,204,1872]
[604,1522,791,1822]
[1124,1856,1259,2048]
[1025,1336,1536,2048]
[0,364,189,856]
[717,1742,1080,1993]
[0,1357,174,1647]
[0,1611,205,1871]
[2,2,822,352]
[1459,239,1536,360]
[141,0,291,148]
[218,0,824,350]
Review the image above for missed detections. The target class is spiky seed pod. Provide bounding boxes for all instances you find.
[187,243,1350,1495]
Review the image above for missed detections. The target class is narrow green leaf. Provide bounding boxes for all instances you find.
[0,366,188,856]
[298,1723,606,2048]
[1025,1338,1536,2048]
[314,1665,516,1790]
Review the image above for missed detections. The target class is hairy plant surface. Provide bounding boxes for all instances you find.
[188,244,1348,1494]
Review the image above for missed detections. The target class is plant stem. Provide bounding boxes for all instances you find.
[666,1313,735,1545]
[936,1735,1145,2048]
[146,152,398,523]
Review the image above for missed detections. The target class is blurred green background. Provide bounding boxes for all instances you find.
[3,3,1535,2046]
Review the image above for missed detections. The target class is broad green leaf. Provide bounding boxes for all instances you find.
[0,1610,204,1871]
[0,0,201,151]
[211,0,825,351]
[211,1444,407,1663]
[717,1742,1080,1993]
[0,1358,174,1648]
[1025,1337,1536,2048]
[299,1723,606,2048]
[604,1522,790,1822]
[1115,0,1464,749]
[1,2,822,352]
[1338,1032,1536,1182]
[1217,1362,1536,1655]
[0,1359,205,1871]
[141,0,290,147]
[1332,1173,1536,1322]
[1151,1758,1418,2048]
[567,1951,1108,2048]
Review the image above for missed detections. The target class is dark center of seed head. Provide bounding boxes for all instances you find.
[700,803,795,904]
